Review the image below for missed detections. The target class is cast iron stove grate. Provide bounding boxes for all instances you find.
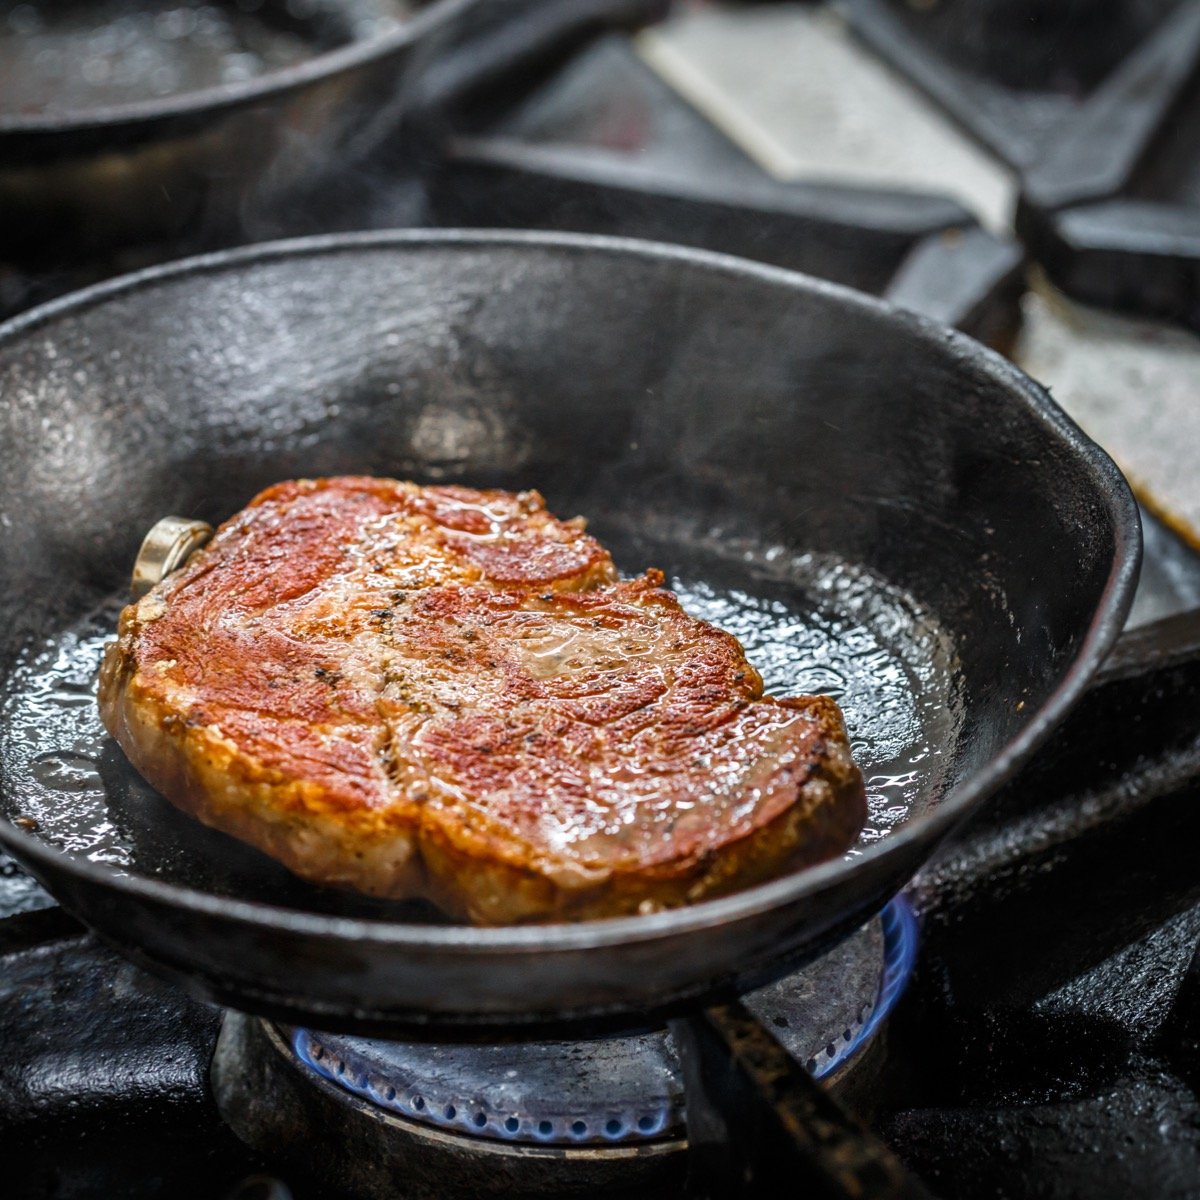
[844,0,1200,329]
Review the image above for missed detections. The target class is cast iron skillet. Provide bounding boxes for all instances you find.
[0,231,1139,1035]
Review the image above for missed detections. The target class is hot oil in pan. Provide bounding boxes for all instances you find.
[0,556,961,915]
[669,572,959,853]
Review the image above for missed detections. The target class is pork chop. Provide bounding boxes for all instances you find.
[99,477,866,923]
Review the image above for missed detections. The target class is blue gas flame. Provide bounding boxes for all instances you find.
[815,895,919,1079]
[291,895,918,1146]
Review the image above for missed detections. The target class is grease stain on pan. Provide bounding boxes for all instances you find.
[0,550,962,912]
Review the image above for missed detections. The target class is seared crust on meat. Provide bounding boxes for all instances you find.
[99,477,866,924]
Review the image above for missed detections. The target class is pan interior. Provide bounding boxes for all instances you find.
[0,516,960,923]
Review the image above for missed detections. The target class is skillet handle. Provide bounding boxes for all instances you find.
[669,1001,935,1200]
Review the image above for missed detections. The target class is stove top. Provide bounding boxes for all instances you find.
[1,3,1199,1198]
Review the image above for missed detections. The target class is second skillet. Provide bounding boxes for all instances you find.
[0,231,1138,1034]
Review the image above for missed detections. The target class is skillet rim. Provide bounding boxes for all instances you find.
[0,0,471,136]
[0,228,1142,954]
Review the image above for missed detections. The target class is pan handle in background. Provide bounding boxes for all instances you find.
[669,1002,935,1200]
[956,602,1200,843]
[1090,605,1200,687]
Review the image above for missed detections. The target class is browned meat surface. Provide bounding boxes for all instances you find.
[99,477,866,923]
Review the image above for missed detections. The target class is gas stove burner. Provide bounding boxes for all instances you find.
[212,900,917,1198]
[288,899,917,1149]
[291,1025,681,1147]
